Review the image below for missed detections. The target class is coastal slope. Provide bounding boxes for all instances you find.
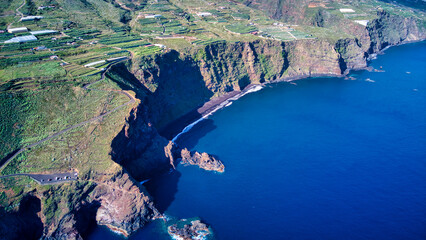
[0,0,425,238]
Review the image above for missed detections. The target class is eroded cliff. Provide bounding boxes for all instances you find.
[0,167,159,239]
[2,9,421,240]
[124,11,424,134]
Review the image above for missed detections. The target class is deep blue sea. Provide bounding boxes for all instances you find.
[89,42,426,240]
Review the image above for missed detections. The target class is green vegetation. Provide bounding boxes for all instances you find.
[135,45,163,56]
[0,61,66,81]
[225,23,257,34]
[0,0,424,231]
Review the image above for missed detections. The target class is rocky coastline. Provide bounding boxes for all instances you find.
[85,9,426,238]
[1,7,425,240]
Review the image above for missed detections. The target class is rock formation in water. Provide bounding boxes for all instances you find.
[180,148,225,173]
[167,219,212,240]
[40,10,424,238]
[2,6,424,239]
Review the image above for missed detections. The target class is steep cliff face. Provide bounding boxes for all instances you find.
[335,38,367,72]
[367,11,425,53]
[0,169,159,240]
[90,171,160,236]
[130,51,213,131]
[129,39,350,130]
[49,170,158,239]
[110,104,171,180]
[283,39,343,77]
[119,10,425,143]
[62,9,423,239]
[198,40,286,90]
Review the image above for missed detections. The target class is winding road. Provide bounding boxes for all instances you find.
[7,0,25,29]
[0,58,134,184]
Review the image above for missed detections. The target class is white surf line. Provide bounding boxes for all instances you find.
[140,179,150,184]
[172,85,264,143]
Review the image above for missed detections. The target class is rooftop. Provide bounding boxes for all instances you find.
[340,8,355,13]
[30,30,58,35]
[20,16,44,21]
[7,27,28,33]
[4,35,37,43]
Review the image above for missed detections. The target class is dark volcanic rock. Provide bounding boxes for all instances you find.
[164,141,180,169]
[367,11,424,53]
[0,194,43,240]
[167,219,212,240]
[180,148,225,173]
[38,171,159,239]
[110,104,172,180]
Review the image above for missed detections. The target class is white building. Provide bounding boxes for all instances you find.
[153,44,166,48]
[20,16,44,21]
[4,35,37,43]
[197,12,212,17]
[354,20,369,26]
[339,8,355,13]
[145,14,162,19]
[107,56,128,62]
[30,30,58,35]
[7,27,28,34]
[84,60,106,67]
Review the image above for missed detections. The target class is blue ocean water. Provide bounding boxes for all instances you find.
[89,42,426,240]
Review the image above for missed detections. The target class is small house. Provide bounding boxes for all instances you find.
[20,16,44,21]
[339,9,355,13]
[145,14,162,19]
[197,12,212,17]
[34,46,47,51]
[4,35,37,43]
[30,30,58,35]
[7,27,28,34]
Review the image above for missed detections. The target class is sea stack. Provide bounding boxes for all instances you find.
[180,148,225,173]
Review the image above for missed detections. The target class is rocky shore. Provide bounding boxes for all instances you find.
[1,7,424,240]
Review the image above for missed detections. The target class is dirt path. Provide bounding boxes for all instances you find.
[7,0,25,29]
[15,0,25,18]
[0,59,135,182]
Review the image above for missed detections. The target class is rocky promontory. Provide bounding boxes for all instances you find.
[180,149,225,173]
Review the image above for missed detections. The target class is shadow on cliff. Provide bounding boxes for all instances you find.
[108,50,215,181]
[74,201,101,239]
[106,62,150,100]
[144,170,182,213]
[144,50,214,137]
[107,63,170,181]
[0,195,43,240]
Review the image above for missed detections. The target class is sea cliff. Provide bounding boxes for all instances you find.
[100,10,424,237]
[125,11,424,133]
[1,8,424,239]
[0,167,159,239]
